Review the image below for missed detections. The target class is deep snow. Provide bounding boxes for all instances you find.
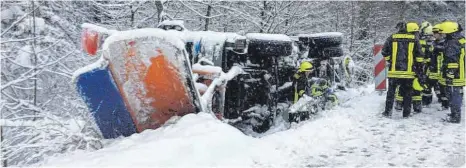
[38,86,465,167]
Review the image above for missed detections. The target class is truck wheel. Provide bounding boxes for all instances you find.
[311,36,342,48]
[322,46,344,58]
[299,33,343,48]
[307,46,343,58]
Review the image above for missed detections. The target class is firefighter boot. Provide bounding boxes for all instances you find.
[395,101,403,111]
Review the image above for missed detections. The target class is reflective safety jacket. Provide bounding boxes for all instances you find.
[443,32,465,86]
[431,39,445,81]
[293,71,309,103]
[310,79,338,105]
[420,36,434,63]
[382,33,424,79]
[420,36,434,74]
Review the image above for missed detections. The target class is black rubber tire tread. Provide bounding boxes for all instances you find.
[247,39,293,57]
[308,46,344,58]
[322,46,344,58]
[299,35,343,48]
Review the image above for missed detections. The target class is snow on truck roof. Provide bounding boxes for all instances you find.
[298,32,343,38]
[101,28,186,51]
[246,33,292,42]
[185,31,245,43]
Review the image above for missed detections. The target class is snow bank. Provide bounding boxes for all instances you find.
[246,33,292,42]
[298,32,343,38]
[40,112,283,167]
[39,84,465,167]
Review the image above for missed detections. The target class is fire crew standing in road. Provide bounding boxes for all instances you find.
[440,21,465,123]
[382,21,425,118]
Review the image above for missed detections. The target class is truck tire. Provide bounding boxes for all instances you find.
[322,46,344,58]
[307,46,344,58]
[298,33,343,48]
[247,39,293,57]
[310,36,343,48]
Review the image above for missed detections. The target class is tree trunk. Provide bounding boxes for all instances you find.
[349,1,354,52]
[1,126,5,167]
[155,0,164,23]
[335,5,339,31]
[130,4,135,27]
[204,5,212,31]
[32,0,38,121]
[222,2,228,32]
[260,1,267,33]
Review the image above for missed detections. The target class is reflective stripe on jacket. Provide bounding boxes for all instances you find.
[443,32,465,86]
[382,33,424,79]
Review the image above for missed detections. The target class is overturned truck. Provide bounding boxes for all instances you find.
[76,22,352,139]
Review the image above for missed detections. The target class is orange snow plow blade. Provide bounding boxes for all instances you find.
[141,54,195,130]
[104,33,200,133]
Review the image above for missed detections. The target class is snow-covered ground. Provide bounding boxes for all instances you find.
[39,86,465,167]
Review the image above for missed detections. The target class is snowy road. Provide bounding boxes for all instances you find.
[40,86,465,167]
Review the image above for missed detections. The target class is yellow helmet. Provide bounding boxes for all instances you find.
[440,21,459,34]
[299,61,313,72]
[432,23,442,33]
[420,21,433,35]
[406,22,420,33]
[413,78,424,91]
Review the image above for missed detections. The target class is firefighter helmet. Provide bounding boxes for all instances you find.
[299,61,313,72]
[420,21,433,35]
[406,22,420,33]
[440,21,459,34]
[432,24,442,33]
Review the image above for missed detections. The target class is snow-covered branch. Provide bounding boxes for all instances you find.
[0,6,40,37]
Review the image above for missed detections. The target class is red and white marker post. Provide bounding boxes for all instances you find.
[373,44,387,95]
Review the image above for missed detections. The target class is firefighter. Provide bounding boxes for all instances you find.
[343,56,354,86]
[293,61,338,106]
[429,23,448,108]
[289,61,314,123]
[293,61,314,104]
[395,21,433,112]
[419,21,437,107]
[440,21,464,123]
[310,79,338,109]
[382,21,424,118]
